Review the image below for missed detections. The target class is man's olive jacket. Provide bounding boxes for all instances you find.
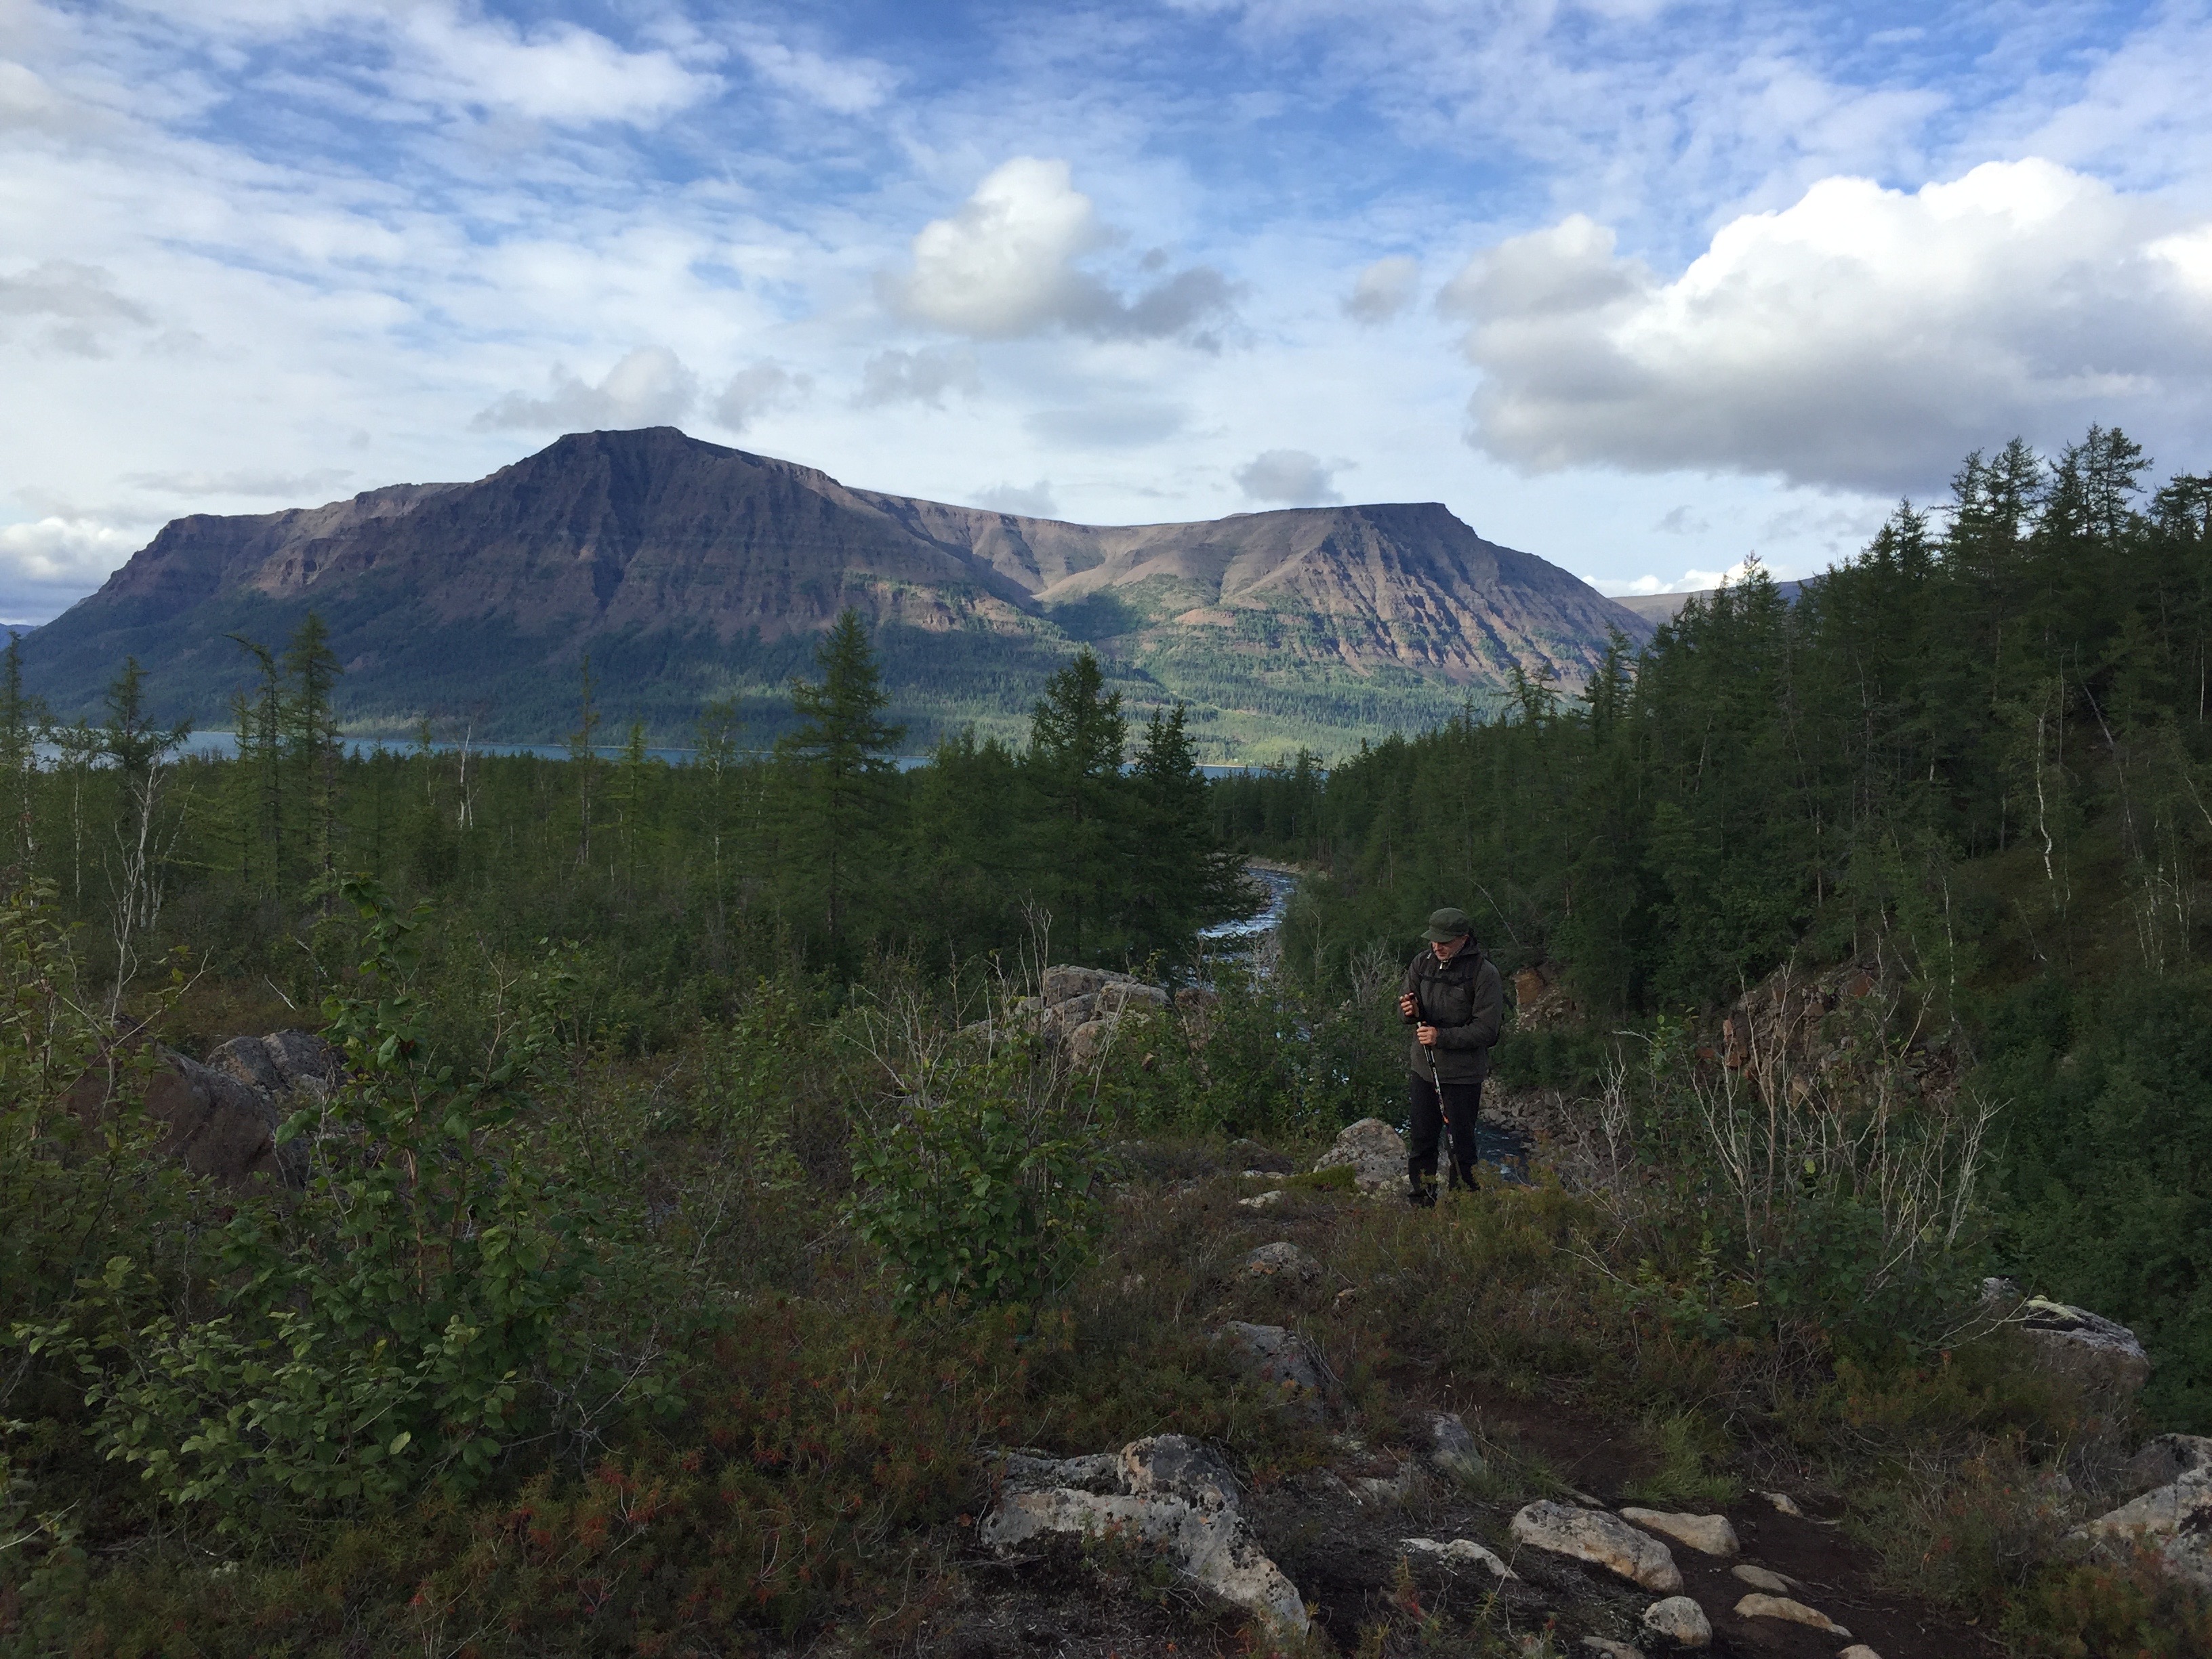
[1402,943,1504,1084]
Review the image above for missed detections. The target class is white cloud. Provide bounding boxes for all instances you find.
[0,516,142,588]
[1443,159,2212,493]
[732,31,896,115]
[712,363,809,433]
[125,467,352,499]
[972,480,1059,518]
[857,348,979,409]
[883,157,1235,343]
[1591,558,1782,597]
[1234,449,1344,506]
[1344,255,1419,324]
[472,347,699,432]
[381,7,717,126]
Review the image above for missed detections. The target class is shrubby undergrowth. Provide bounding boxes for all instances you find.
[2,859,2200,1656]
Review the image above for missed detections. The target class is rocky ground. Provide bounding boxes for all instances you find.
[900,1115,2193,1659]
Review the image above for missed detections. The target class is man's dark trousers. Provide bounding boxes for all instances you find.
[1408,1071,1483,1195]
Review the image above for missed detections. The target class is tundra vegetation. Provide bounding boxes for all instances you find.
[1,425,2209,1656]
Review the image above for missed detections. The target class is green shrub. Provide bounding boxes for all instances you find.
[20,879,642,1534]
[846,1046,1105,1314]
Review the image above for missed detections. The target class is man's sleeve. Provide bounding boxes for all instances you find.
[1399,956,1420,1019]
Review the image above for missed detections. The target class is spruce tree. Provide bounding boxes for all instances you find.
[283,613,343,908]
[567,656,601,866]
[1023,650,1127,961]
[779,611,903,962]
[0,632,45,872]
[228,634,285,887]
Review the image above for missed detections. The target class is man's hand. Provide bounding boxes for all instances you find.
[1416,1023,1439,1046]
[1398,991,1418,1019]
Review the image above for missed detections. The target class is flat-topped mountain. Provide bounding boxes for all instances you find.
[20,428,1651,757]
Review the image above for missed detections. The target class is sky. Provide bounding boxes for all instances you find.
[7,1,2212,625]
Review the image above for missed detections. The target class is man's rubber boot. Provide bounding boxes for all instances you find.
[1407,1172,1439,1208]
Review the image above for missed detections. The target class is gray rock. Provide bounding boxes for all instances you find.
[2072,1467,2212,1589]
[1639,1595,1711,1647]
[1245,1241,1321,1284]
[1427,1410,1488,1479]
[1510,1500,1683,1593]
[1236,1189,1288,1211]
[2123,1433,2212,1496]
[1622,1507,1739,1557]
[1218,1321,1330,1419]
[1838,1648,1884,1659]
[1314,1117,1407,1196]
[1984,1280,2152,1403]
[1120,1435,1241,1509]
[1580,1642,1644,1659]
[1732,1594,1851,1637]
[66,1040,308,1189]
[1728,1563,1797,1594]
[981,1433,1307,1633]
[1041,966,1113,1005]
[1002,1450,1122,1496]
[1353,1465,1415,1506]
[2019,1298,2152,1401]
[1401,1536,1517,1580]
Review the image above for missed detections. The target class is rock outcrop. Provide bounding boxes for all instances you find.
[2122,1433,2212,1496]
[1314,1118,1407,1197]
[66,1029,337,1188]
[2072,1466,2212,1589]
[983,1436,1308,1634]
[1006,966,1181,1066]
[1982,1279,2151,1403]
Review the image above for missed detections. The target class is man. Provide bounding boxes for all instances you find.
[1397,906,1502,1206]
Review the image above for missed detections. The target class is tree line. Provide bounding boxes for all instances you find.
[0,609,1256,1046]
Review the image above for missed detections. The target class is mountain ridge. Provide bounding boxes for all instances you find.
[20,428,1652,759]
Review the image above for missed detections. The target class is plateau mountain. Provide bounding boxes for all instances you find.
[17,428,1651,758]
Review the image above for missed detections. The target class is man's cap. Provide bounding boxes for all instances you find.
[1422,907,1474,943]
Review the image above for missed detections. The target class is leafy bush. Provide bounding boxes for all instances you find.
[21,879,631,1533]
[846,1048,1104,1313]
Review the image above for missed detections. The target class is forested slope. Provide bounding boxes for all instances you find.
[1218,425,2212,1425]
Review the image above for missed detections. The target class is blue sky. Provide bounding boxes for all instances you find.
[5,1,2212,622]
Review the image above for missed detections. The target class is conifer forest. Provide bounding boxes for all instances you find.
[6,428,2212,1656]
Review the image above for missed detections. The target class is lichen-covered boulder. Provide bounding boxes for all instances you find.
[1244,1241,1321,1285]
[1640,1595,1712,1647]
[2073,1467,2212,1589]
[1983,1279,2151,1403]
[983,1435,1307,1634]
[1314,1118,1406,1196]
[1510,1500,1683,1593]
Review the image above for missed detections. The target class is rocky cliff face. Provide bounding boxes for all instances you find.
[22,427,1651,756]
